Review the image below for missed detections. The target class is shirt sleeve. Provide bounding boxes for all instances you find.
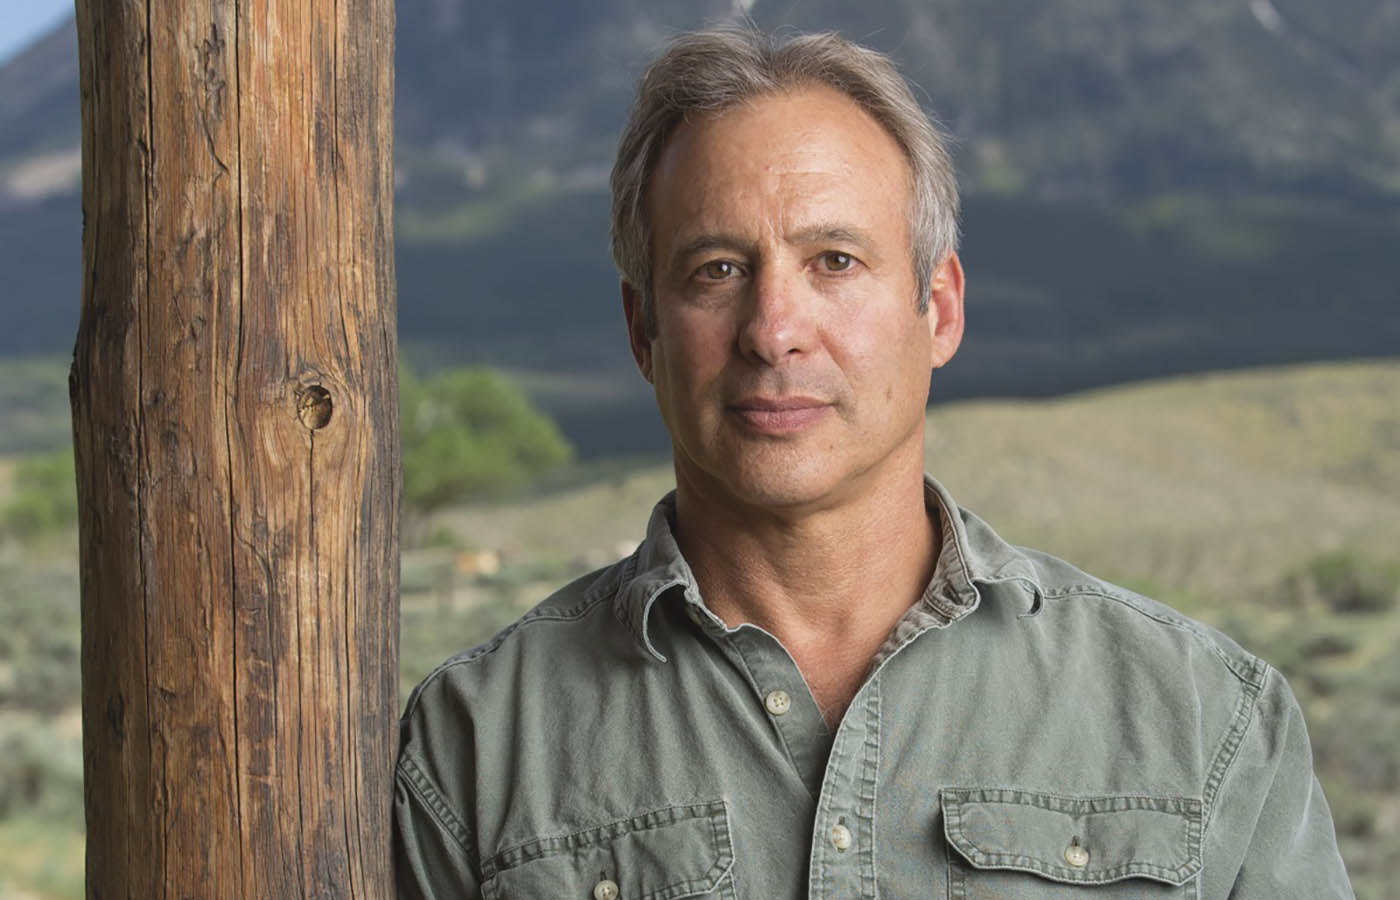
[1203,665,1354,898]
[393,752,482,899]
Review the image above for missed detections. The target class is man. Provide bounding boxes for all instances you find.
[394,27,1353,898]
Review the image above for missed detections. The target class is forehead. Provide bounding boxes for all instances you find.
[646,85,913,251]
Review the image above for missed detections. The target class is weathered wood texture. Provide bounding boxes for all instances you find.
[70,0,398,896]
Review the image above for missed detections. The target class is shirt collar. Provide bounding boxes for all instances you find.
[603,474,1046,662]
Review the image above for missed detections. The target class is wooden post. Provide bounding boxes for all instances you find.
[69,0,398,896]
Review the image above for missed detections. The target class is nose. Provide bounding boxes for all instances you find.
[738,265,817,366]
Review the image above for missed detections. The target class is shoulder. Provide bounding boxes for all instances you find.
[942,490,1268,693]
[401,554,635,724]
[1013,543,1270,690]
[394,555,640,859]
[949,502,1281,785]
[933,481,1270,696]
[952,526,1306,825]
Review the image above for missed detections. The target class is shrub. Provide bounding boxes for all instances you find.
[1298,631,1358,660]
[1286,552,1399,615]
[400,366,573,515]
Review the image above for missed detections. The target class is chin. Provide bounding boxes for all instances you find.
[693,447,848,512]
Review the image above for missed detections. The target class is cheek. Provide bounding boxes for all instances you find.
[829,315,930,401]
[824,307,897,371]
[657,315,731,382]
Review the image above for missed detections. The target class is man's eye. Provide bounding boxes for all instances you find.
[699,260,738,280]
[820,252,854,272]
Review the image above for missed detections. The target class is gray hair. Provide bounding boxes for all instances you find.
[609,26,960,334]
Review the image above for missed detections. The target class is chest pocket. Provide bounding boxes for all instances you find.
[941,788,1202,898]
[481,800,736,900]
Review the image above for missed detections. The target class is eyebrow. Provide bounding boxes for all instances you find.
[667,224,877,272]
[667,233,756,274]
[786,224,876,250]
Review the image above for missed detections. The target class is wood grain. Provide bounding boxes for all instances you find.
[70,0,398,896]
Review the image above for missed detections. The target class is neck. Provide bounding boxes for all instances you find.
[672,459,939,724]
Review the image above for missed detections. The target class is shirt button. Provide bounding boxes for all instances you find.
[829,823,853,852]
[764,689,792,716]
[593,878,620,900]
[1064,839,1089,868]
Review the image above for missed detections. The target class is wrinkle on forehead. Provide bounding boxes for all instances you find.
[648,85,913,271]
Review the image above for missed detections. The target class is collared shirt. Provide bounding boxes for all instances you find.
[394,476,1353,899]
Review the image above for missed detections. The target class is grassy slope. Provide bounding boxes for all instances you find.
[926,358,1400,607]
[0,357,70,456]
[407,358,1399,897]
[434,358,1399,607]
[415,360,1400,694]
[2,358,1395,898]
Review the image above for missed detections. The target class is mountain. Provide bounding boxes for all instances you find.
[762,0,1400,199]
[388,0,1400,200]
[0,18,78,163]
[0,1,1398,456]
[387,0,1400,201]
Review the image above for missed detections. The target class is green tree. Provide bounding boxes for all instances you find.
[400,366,573,515]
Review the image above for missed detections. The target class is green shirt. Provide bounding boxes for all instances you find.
[394,477,1353,898]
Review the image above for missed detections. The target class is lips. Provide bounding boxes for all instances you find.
[728,396,832,434]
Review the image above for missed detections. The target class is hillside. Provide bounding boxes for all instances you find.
[0,359,1396,897]
[416,359,1399,606]
[402,358,1400,895]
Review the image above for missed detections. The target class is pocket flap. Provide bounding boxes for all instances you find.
[941,788,1202,887]
[483,800,733,900]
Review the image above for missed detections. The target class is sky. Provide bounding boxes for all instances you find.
[0,0,72,65]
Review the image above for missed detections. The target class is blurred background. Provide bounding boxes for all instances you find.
[0,0,1397,896]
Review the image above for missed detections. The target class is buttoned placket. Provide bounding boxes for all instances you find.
[688,600,834,797]
[807,678,880,899]
[685,599,888,899]
[677,566,975,899]
[728,626,837,795]
[799,596,972,899]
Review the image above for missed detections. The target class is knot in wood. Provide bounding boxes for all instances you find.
[297,384,334,430]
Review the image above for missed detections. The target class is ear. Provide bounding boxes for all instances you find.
[621,279,654,383]
[925,252,965,369]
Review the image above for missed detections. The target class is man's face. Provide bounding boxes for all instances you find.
[623,85,964,515]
